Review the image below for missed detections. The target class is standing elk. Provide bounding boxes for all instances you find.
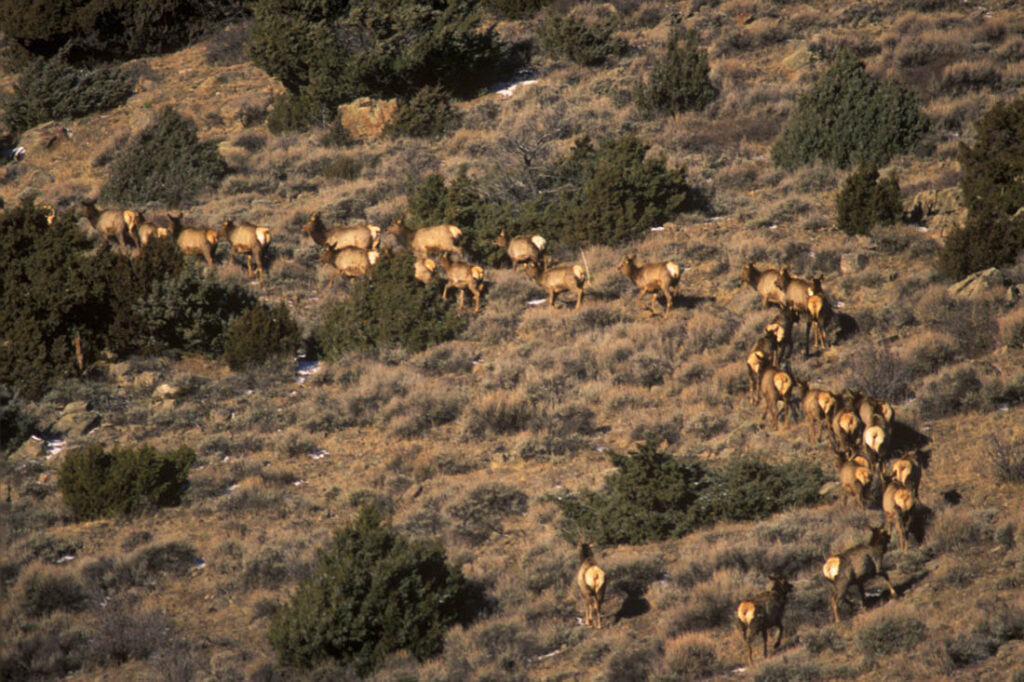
[736,575,793,665]
[385,215,463,259]
[617,254,681,317]
[81,199,134,248]
[523,260,586,309]
[823,527,896,623]
[577,543,606,629]
[743,262,786,308]
[438,254,485,313]
[495,229,546,270]
[221,218,271,283]
[319,245,378,289]
[300,212,380,251]
[168,213,218,267]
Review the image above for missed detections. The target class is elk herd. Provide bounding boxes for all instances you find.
[74,200,930,662]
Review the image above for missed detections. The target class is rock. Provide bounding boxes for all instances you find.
[107,361,132,382]
[61,400,91,415]
[152,383,178,402]
[9,436,46,463]
[840,252,868,274]
[337,97,398,140]
[948,267,1007,300]
[52,411,101,437]
[134,371,160,388]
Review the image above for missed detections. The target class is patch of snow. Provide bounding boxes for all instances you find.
[296,358,322,384]
[527,298,548,306]
[649,225,665,231]
[310,449,329,460]
[45,438,66,460]
[496,79,538,98]
[55,554,76,564]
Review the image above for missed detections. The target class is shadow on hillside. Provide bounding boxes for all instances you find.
[833,311,859,343]
[892,423,932,455]
[612,588,650,623]
[456,578,498,627]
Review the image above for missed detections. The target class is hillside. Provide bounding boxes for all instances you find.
[4,1,1024,680]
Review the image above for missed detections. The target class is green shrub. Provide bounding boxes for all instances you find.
[315,251,468,358]
[102,106,228,207]
[856,613,927,656]
[1,55,135,135]
[772,50,930,170]
[386,86,460,140]
[557,444,825,546]
[0,0,240,61]
[267,90,334,134]
[268,506,466,675]
[0,385,38,454]
[634,31,718,116]
[222,303,301,371]
[539,9,627,66]
[836,164,903,236]
[17,567,90,617]
[484,0,552,19]
[938,97,1024,280]
[250,0,508,131]
[57,443,196,520]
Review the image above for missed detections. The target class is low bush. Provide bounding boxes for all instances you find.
[0,385,38,453]
[386,86,460,140]
[448,483,528,545]
[102,106,228,207]
[269,507,467,675]
[1,55,135,134]
[17,567,90,617]
[539,8,627,66]
[556,443,825,546]
[986,435,1024,484]
[634,31,718,116]
[836,164,902,236]
[57,443,195,520]
[222,303,301,371]
[315,251,468,357]
[856,611,927,656]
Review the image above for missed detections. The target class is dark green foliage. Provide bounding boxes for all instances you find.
[836,164,903,236]
[315,251,468,358]
[539,10,627,66]
[772,51,929,170]
[386,86,460,140]
[546,135,695,247]
[634,32,718,116]
[557,443,825,546]
[1,55,135,135]
[938,97,1024,279]
[58,443,195,520]
[856,614,927,656]
[484,0,552,19]
[250,0,508,131]
[268,506,466,675]
[102,106,228,207]
[222,303,301,371]
[0,385,38,453]
[17,569,89,617]
[267,91,335,134]
[695,457,825,523]
[0,0,241,61]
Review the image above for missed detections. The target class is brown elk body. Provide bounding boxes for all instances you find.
[838,461,873,508]
[301,212,380,251]
[168,214,218,266]
[759,364,794,430]
[743,262,786,308]
[801,386,838,444]
[386,216,463,258]
[495,229,546,270]
[882,480,915,551]
[736,576,793,665]
[438,254,485,313]
[764,307,797,365]
[523,260,585,309]
[319,245,378,288]
[888,455,921,497]
[824,527,896,623]
[577,543,606,629]
[222,218,271,283]
[81,200,133,247]
[414,257,436,285]
[617,255,681,317]
[808,292,833,352]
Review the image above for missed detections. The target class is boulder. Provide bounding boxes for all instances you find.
[52,410,101,437]
[61,400,91,415]
[840,252,869,274]
[948,267,1007,300]
[9,436,46,464]
[152,383,179,402]
[337,97,398,140]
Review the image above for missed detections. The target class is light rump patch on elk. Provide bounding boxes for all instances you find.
[438,254,485,313]
[81,199,134,247]
[824,527,896,623]
[736,575,792,665]
[577,543,606,629]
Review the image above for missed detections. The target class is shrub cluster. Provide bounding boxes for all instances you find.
[102,106,228,207]
[634,32,718,116]
[539,8,627,67]
[0,0,240,62]
[836,164,902,236]
[0,385,38,454]
[483,0,552,19]
[250,0,508,132]
[772,51,930,170]
[315,251,468,358]
[222,302,301,371]
[269,507,466,675]
[386,86,460,140]
[1,55,135,135]
[938,96,1024,280]
[57,443,195,520]
[555,443,824,546]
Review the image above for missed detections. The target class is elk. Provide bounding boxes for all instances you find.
[759,364,794,430]
[168,213,218,266]
[830,404,863,461]
[617,255,681,317]
[414,257,436,285]
[743,262,786,308]
[319,245,378,289]
[800,384,838,444]
[888,454,921,497]
[134,222,169,247]
[438,254,485,313]
[838,460,873,509]
[861,414,890,464]
[823,527,896,623]
[523,260,586,309]
[577,543,606,629]
[807,280,833,353]
[81,199,133,247]
[385,215,463,258]
[747,335,778,405]
[882,478,915,551]
[764,307,797,365]
[221,218,272,283]
[495,229,546,270]
[300,212,380,251]
[736,575,793,665]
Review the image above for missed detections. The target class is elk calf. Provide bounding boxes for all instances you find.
[736,575,793,665]
[438,254,485,313]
